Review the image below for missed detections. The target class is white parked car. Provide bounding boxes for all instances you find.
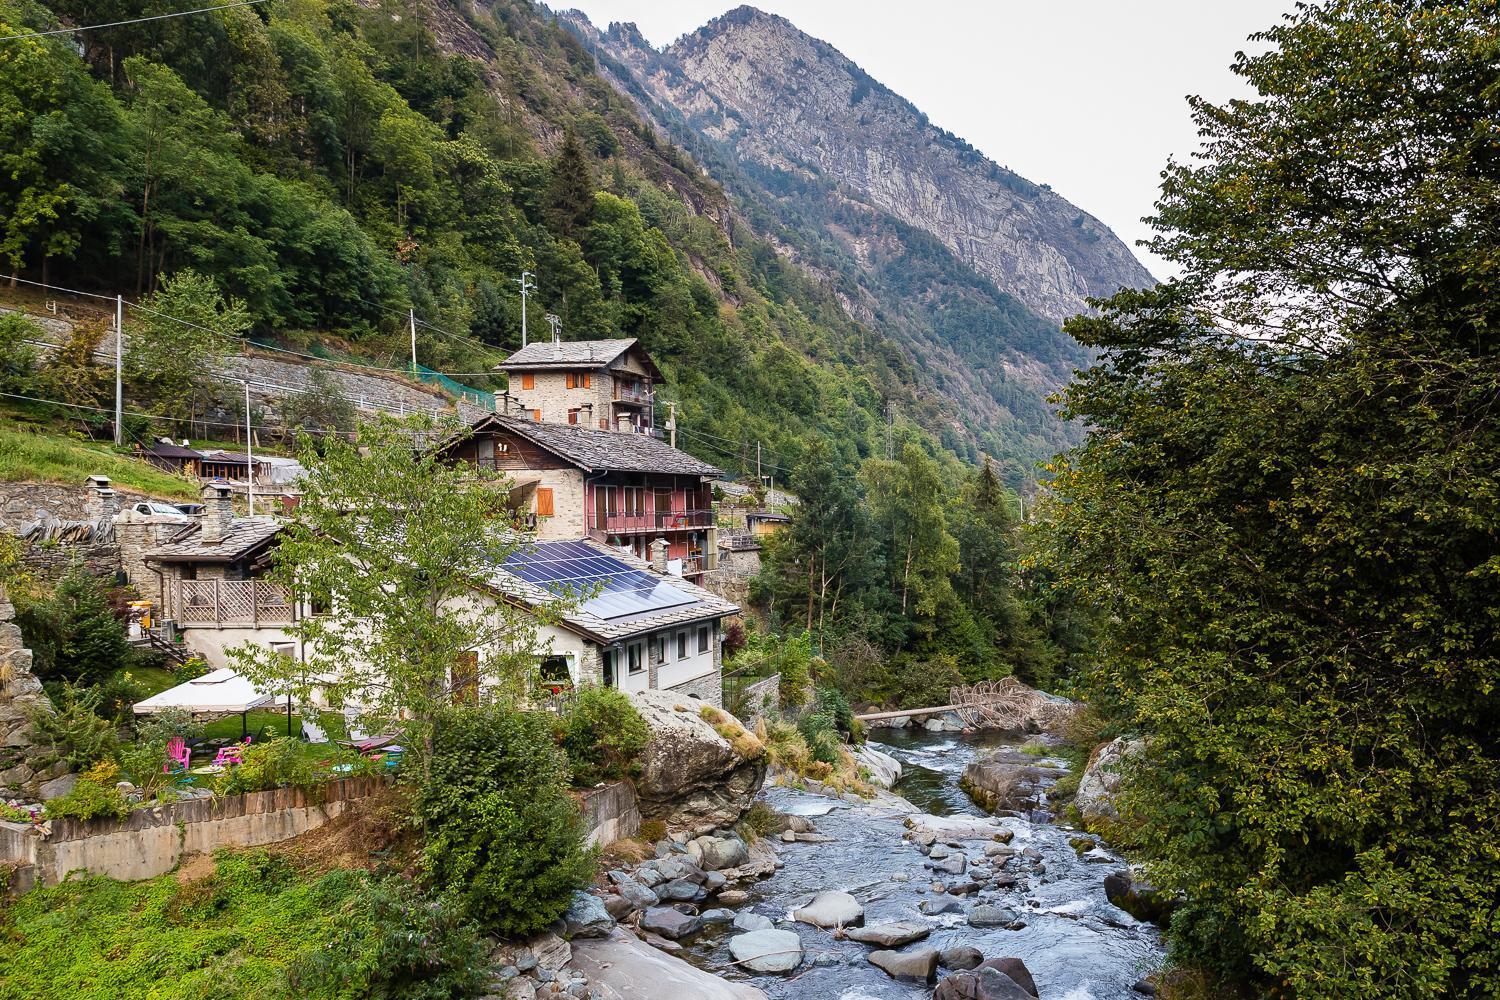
[131,500,192,523]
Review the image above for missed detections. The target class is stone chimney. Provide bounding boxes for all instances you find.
[85,475,120,522]
[650,537,669,575]
[200,480,235,544]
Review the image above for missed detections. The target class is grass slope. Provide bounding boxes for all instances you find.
[0,417,199,500]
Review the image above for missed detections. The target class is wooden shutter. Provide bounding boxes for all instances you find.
[531,409,541,421]
[582,373,591,388]
[535,488,554,517]
[521,374,535,390]
[568,409,579,425]
[566,373,577,389]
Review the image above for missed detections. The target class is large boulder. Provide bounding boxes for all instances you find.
[933,958,1038,999]
[692,833,749,870]
[852,744,902,788]
[640,906,702,940]
[571,927,769,998]
[1075,736,1145,822]
[558,892,615,938]
[728,928,803,973]
[631,690,767,836]
[1104,870,1176,926]
[907,813,1013,843]
[791,890,864,928]
[846,920,931,947]
[959,748,1064,814]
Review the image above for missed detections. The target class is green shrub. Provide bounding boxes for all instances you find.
[777,633,813,707]
[416,706,595,936]
[15,567,132,685]
[215,738,323,796]
[0,313,40,392]
[297,873,488,999]
[44,761,130,822]
[811,687,854,737]
[0,802,34,823]
[27,682,118,768]
[557,685,649,786]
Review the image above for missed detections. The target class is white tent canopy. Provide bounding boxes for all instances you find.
[133,668,278,715]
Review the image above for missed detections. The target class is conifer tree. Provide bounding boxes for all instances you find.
[545,127,594,240]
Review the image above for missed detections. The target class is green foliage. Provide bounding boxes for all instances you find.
[0,849,487,999]
[0,313,40,391]
[27,682,118,768]
[125,268,246,422]
[1039,3,1500,995]
[298,873,488,1000]
[15,566,131,685]
[214,738,328,796]
[774,633,812,708]
[415,705,595,937]
[545,127,594,239]
[556,685,649,786]
[809,686,853,738]
[44,761,130,822]
[275,367,356,439]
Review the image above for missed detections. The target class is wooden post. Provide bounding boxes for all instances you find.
[251,579,259,628]
[213,579,222,625]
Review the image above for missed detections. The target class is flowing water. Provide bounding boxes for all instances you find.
[685,728,1165,999]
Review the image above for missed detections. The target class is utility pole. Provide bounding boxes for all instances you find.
[756,441,762,485]
[666,402,677,449]
[243,381,254,516]
[113,295,123,446]
[545,313,561,343]
[516,270,535,348]
[409,308,418,378]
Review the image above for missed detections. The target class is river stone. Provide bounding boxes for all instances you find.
[966,905,1018,929]
[934,854,967,875]
[658,879,707,902]
[907,814,1010,842]
[728,929,803,973]
[845,920,931,947]
[560,892,614,938]
[695,834,750,870]
[868,947,939,982]
[792,890,864,928]
[571,927,769,999]
[641,906,702,940]
[939,945,984,970]
[615,877,659,910]
[928,844,953,859]
[630,689,768,836]
[933,966,1034,1000]
[603,893,637,921]
[700,907,735,924]
[1104,870,1176,926]
[919,896,964,915]
[717,889,751,906]
[732,911,775,932]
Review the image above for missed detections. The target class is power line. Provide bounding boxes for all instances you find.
[0,389,347,437]
[0,0,270,42]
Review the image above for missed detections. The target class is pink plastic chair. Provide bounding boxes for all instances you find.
[163,737,191,773]
[214,739,250,767]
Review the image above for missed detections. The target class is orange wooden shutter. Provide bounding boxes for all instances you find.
[531,409,541,421]
[535,488,554,517]
[582,373,591,388]
[521,374,535,390]
[566,373,577,389]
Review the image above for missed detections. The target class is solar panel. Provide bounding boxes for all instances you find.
[501,540,698,620]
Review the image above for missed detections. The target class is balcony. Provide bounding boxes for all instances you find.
[590,509,713,535]
[613,381,654,406]
[174,579,294,627]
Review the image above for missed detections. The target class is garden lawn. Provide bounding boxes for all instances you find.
[0,851,390,1000]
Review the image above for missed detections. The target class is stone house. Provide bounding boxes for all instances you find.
[495,338,659,434]
[437,413,722,583]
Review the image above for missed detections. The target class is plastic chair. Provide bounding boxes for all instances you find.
[163,737,191,774]
[214,739,250,767]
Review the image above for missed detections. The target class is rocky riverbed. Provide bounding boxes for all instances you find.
[679,728,1165,998]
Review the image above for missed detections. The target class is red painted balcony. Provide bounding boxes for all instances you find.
[589,508,714,534]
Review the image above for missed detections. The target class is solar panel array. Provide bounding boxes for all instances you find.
[502,539,699,620]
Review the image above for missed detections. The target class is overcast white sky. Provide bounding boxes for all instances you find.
[562,0,1291,279]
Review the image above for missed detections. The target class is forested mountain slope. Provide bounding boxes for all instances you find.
[562,5,1157,478]
[0,0,1000,479]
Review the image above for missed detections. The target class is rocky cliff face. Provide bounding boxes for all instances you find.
[569,5,1153,327]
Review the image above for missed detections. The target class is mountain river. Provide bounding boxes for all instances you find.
[682,728,1166,999]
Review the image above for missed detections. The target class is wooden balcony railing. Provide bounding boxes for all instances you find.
[613,382,653,405]
[175,579,294,627]
[589,509,713,534]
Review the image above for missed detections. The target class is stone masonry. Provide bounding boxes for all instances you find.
[0,584,71,800]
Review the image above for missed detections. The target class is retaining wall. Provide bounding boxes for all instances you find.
[2,775,387,892]
[577,780,640,848]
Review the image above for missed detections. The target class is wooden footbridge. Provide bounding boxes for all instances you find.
[853,678,1050,729]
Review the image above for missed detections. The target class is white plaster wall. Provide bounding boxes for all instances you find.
[180,625,295,670]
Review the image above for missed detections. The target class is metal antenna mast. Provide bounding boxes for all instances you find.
[516,271,535,348]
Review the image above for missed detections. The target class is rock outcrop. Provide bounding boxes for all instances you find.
[630,690,766,836]
[1075,736,1144,822]
[571,927,770,998]
[0,584,69,800]
[852,743,902,788]
[960,748,1067,815]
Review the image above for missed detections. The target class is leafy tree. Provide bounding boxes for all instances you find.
[1040,2,1500,995]
[415,705,595,936]
[861,443,959,621]
[232,414,552,766]
[0,313,40,392]
[545,127,594,239]
[126,268,245,423]
[276,367,357,440]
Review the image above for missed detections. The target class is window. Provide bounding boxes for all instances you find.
[654,634,669,663]
[567,408,580,425]
[627,643,645,674]
[697,625,710,654]
[599,418,608,430]
[566,373,577,389]
[531,409,541,422]
[271,642,295,660]
[677,630,688,659]
[520,374,535,390]
[497,441,509,453]
[535,488,554,517]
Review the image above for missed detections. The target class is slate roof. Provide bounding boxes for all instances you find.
[474,414,722,478]
[147,517,284,563]
[499,338,661,378]
[482,538,739,643]
[139,440,201,460]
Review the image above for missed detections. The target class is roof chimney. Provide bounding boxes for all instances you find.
[650,537,669,575]
[84,475,119,522]
[200,480,235,544]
